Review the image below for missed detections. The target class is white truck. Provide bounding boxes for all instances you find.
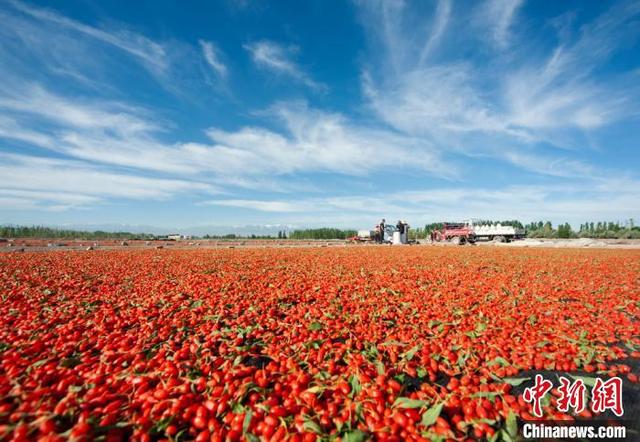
[432,221,525,244]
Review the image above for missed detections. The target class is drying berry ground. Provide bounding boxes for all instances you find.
[1,247,639,441]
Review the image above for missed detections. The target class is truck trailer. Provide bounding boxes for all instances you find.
[431,221,525,245]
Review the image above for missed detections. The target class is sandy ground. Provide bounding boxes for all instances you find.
[2,237,640,252]
[420,238,640,249]
[0,238,350,252]
[483,238,640,249]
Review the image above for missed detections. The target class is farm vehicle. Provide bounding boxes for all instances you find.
[431,221,525,245]
[349,221,411,245]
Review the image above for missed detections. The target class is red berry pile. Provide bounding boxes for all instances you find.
[1,247,638,441]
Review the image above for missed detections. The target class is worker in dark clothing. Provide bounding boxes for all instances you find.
[379,219,386,243]
[396,220,404,235]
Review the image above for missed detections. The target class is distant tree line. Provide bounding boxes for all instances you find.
[0,225,360,241]
[289,228,357,240]
[4,221,639,241]
[526,220,640,239]
[0,225,155,240]
[525,221,573,239]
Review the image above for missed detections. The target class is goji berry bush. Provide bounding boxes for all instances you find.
[1,247,639,441]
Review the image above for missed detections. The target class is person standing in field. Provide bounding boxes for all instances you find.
[379,219,386,243]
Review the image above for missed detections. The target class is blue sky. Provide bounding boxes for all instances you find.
[0,0,639,231]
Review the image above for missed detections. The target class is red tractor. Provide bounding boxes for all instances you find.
[431,223,476,245]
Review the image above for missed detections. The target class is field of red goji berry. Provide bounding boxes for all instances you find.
[1,247,639,441]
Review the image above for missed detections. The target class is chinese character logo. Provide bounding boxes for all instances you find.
[523,374,553,417]
[522,375,624,418]
[591,377,623,417]
[557,376,586,414]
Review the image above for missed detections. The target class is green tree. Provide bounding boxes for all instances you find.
[557,223,572,238]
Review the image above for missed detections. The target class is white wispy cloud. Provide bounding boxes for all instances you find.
[359,0,640,157]
[0,84,454,200]
[0,189,100,212]
[363,64,516,140]
[359,1,515,148]
[0,84,155,135]
[204,199,309,212]
[0,116,55,148]
[476,0,524,48]
[199,40,228,78]
[7,0,167,71]
[199,101,451,177]
[501,151,595,178]
[418,0,451,64]
[1,1,221,100]
[1,0,639,224]
[244,40,327,91]
[0,153,215,210]
[502,1,640,133]
[203,180,640,225]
